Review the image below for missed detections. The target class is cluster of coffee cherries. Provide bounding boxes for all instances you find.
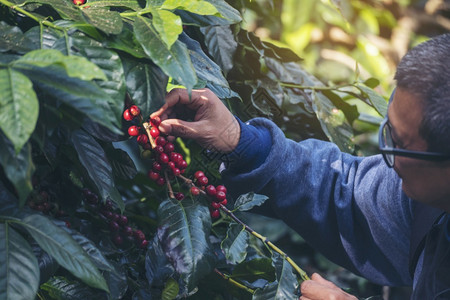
[82,188,148,249]
[123,104,229,219]
[190,171,228,219]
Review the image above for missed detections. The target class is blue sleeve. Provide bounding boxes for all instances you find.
[221,117,414,286]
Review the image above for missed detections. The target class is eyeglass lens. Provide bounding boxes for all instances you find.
[382,122,395,166]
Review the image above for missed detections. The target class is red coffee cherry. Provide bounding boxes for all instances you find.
[210,209,220,219]
[156,177,166,186]
[140,239,149,249]
[215,191,226,201]
[137,134,148,145]
[164,142,175,153]
[197,176,208,186]
[159,153,169,164]
[128,126,140,136]
[123,109,133,121]
[151,116,161,127]
[109,221,119,231]
[129,105,140,116]
[119,215,128,226]
[194,171,205,179]
[148,171,160,181]
[220,199,228,206]
[152,162,162,172]
[134,230,145,241]
[150,127,159,138]
[73,0,86,5]
[216,185,227,194]
[123,226,133,236]
[154,145,164,154]
[190,186,200,196]
[206,185,216,196]
[156,136,167,146]
[211,201,221,209]
[178,160,188,169]
[175,192,184,201]
[171,168,181,176]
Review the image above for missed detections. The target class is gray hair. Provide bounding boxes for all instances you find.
[394,33,450,153]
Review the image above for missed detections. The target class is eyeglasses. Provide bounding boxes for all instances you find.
[378,118,450,168]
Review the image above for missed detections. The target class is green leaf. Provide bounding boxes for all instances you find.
[176,0,241,26]
[123,56,167,116]
[162,0,220,16]
[0,67,39,153]
[200,25,237,74]
[0,223,40,300]
[134,16,197,91]
[23,26,64,50]
[355,83,388,117]
[152,9,183,49]
[221,222,248,264]
[31,0,84,21]
[20,214,109,292]
[82,7,123,35]
[71,129,124,212]
[14,49,107,81]
[0,135,34,206]
[162,278,179,300]
[85,0,142,10]
[179,32,236,98]
[107,146,137,180]
[157,198,213,291]
[64,33,126,121]
[232,258,276,282]
[252,253,298,299]
[14,64,121,134]
[363,77,380,89]
[233,193,268,212]
[0,180,20,217]
[40,276,105,300]
[0,21,36,53]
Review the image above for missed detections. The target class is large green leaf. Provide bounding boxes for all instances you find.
[233,193,268,212]
[14,64,121,134]
[176,0,241,26]
[178,32,237,99]
[0,21,36,53]
[0,180,20,217]
[0,134,34,206]
[122,56,168,116]
[14,49,107,81]
[71,129,124,212]
[221,222,248,264]
[157,198,213,291]
[0,223,40,300]
[63,33,126,121]
[23,26,64,50]
[82,7,123,35]
[252,253,298,300]
[152,9,183,49]
[20,214,109,292]
[200,25,237,75]
[162,0,220,16]
[134,16,197,91]
[232,258,275,282]
[0,67,39,153]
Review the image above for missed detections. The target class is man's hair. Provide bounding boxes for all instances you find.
[394,33,450,153]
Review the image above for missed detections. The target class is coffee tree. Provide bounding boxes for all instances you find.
[0,0,386,299]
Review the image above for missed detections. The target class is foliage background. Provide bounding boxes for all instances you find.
[0,0,449,299]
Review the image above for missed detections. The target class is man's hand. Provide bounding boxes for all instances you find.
[150,88,240,153]
[300,273,358,300]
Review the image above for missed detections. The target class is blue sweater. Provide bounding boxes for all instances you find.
[221,118,417,286]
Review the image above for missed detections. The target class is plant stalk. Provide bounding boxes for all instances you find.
[214,268,255,294]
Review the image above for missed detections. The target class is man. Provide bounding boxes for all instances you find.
[151,33,450,299]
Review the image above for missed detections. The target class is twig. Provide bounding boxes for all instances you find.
[214,268,255,294]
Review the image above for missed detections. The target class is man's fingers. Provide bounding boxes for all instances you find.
[151,88,210,119]
[159,118,202,140]
[310,273,337,289]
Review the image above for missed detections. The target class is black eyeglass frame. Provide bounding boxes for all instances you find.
[378,118,450,167]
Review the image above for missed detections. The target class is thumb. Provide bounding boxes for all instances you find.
[159,118,202,140]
